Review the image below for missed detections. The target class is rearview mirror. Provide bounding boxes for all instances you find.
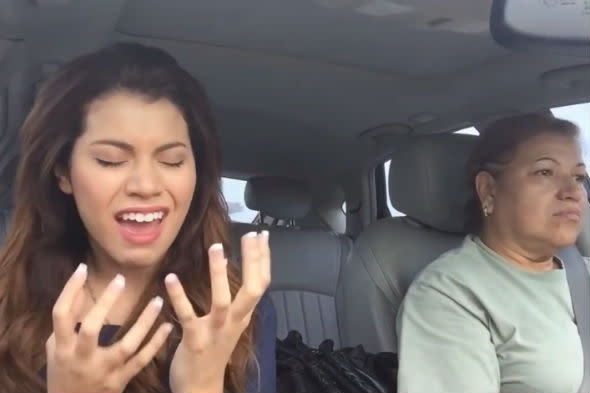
[490,0,590,57]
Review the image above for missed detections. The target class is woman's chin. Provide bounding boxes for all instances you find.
[547,230,580,250]
[112,249,166,270]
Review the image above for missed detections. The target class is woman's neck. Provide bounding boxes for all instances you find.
[479,227,559,272]
[84,251,157,325]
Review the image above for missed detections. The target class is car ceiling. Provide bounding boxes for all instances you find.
[0,0,588,183]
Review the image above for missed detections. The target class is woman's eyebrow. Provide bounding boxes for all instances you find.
[90,139,132,151]
[535,156,586,168]
[535,157,559,164]
[89,140,187,153]
[154,142,187,153]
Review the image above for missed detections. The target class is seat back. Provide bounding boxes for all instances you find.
[338,134,476,353]
[231,177,352,348]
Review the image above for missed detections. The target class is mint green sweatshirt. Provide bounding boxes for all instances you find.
[396,236,584,393]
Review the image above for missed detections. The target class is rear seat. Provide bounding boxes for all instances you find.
[231,177,353,348]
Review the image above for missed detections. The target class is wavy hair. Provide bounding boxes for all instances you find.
[0,42,256,393]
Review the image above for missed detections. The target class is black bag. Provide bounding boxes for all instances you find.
[276,330,397,393]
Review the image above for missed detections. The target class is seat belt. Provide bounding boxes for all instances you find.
[558,246,590,393]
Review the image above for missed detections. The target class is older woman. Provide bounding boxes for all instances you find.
[396,113,588,393]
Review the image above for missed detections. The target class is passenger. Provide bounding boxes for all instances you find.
[0,43,276,393]
[396,113,587,393]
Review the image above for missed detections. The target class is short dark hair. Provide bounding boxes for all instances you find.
[464,113,580,234]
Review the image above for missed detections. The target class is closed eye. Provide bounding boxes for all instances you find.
[161,161,184,168]
[96,158,126,167]
[574,174,586,183]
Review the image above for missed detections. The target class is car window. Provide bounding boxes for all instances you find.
[453,126,479,136]
[221,177,258,223]
[383,160,405,217]
[550,102,590,166]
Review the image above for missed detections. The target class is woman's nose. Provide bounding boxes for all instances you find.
[124,161,163,198]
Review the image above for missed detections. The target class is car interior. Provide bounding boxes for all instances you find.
[0,0,589,362]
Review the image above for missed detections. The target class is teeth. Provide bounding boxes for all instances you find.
[120,211,164,222]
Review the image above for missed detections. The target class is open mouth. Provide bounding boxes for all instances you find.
[114,209,169,245]
[115,211,167,223]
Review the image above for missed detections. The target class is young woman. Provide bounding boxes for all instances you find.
[0,42,276,393]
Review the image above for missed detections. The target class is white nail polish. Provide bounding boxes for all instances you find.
[114,274,125,288]
[246,231,257,237]
[165,273,178,284]
[261,230,269,237]
[75,263,87,276]
[153,296,163,308]
[210,243,223,251]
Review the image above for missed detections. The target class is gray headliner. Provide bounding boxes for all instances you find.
[0,0,588,183]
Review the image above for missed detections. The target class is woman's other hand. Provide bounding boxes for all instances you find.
[167,231,271,393]
[46,264,173,393]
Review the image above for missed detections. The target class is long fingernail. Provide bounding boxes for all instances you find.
[75,263,87,276]
[246,231,257,237]
[153,296,163,309]
[165,273,178,284]
[261,230,269,237]
[114,274,125,288]
[210,243,223,251]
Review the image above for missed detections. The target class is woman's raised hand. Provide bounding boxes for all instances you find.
[167,231,271,393]
[46,264,173,393]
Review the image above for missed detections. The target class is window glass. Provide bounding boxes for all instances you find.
[221,177,258,223]
[551,102,590,166]
[383,160,404,217]
[454,126,479,135]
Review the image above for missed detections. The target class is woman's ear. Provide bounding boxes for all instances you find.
[55,167,73,194]
[475,171,496,215]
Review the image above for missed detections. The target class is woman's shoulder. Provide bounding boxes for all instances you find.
[400,236,493,322]
[413,235,485,286]
[255,293,276,326]
[248,293,277,393]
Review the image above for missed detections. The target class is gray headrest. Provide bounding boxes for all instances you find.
[245,177,312,220]
[389,134,477,233]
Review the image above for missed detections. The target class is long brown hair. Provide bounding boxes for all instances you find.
[464,113,580,234]
[0,43,257,393]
